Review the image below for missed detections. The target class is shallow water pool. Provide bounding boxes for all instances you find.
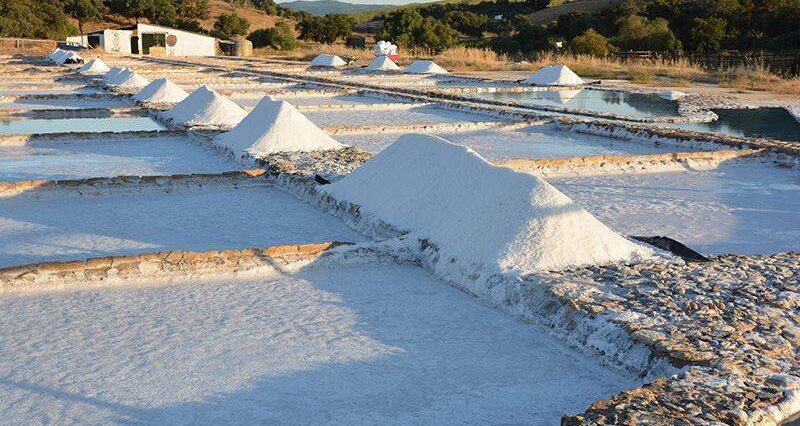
[472,88,679,118]
[668,108,800,142]
[0,117,164,135]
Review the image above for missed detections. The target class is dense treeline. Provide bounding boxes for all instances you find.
[353,0,800,55]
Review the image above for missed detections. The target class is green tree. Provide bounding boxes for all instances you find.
[247,22,297,50]
[175,0,209,20]
[444,10,488,38]
[570,28,615,56]
[106,0,175,25]
[297,14,353,44]
[65,0,105,33]
[379,9,461,52]
[616,15,682,53]
[0,0,77,39]
[213,12,250,39]
[688,17,727,52]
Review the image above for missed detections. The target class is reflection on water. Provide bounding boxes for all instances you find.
[473,88,679,117]
[669,108,800,142]
[0,117,165,135]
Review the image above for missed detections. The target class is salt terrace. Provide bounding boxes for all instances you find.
[0,51,798,426]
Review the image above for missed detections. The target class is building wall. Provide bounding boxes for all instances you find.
[0,38,57,55]
[136,24,216,56]
[102,29,134,54]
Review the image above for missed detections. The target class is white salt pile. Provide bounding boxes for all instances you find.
[50,50,68,64]
[323,133,653,273]
[105,69,134,87]
[77,58,111,75]
[216,96,343,158]
[658,90,686,101]
[524,64,585,86]
[366,55,401,72]
[134,78,189,104]
[57,51,83,65]
[404,60,448,75]
[309,54,347,68]
[103,67,128,84]
[46,48,63,61]
[374,40,398,56]
[113,71,149,89]
[163,85,247,128]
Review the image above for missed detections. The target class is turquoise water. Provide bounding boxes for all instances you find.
[669,108,800,142]
[0,117,165,135]
[472,88,679,118]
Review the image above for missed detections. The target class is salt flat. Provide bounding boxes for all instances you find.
[302,106,503,126]
[550,160,800,254]
[0,116,163,135]
[0,185,367,267]
[337,125,699,160]
[0,264,637,425]
[0,135,234,181]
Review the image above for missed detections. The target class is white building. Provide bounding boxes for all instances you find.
[82,24,217,56]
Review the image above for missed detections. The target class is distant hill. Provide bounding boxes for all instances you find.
[281,0,392,16]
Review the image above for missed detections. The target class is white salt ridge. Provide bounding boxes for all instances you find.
[366,55,401,72]
[309,54,347,68]
[113,71,149,89]
[404,60,448,74]
[524,64,585,86]
[77,58,111,75]
[46,48,64,61]
[659,90,686,101]
[324,133,654,273]
[134,78,189,104]
[786,106,800,124]
[164,85,247,128]
[216,96,343,157]
[55,51,83,65]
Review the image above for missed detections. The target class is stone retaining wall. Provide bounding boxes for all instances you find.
[0,169,268,196]
[0,241,350,292]
[0,38,56,56]
[0,129,182,146]
[498,149,762,177]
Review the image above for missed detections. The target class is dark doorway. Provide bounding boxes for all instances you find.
[130,36,139,54]
[141,33,166,54]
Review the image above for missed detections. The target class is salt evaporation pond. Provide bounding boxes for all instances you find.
[0,87,104,96]
[303,106,504,127]
[669,107,800,142]
[0,117,164,135]
[0,263,637,424]
[0,98,132,110]
[0,135,235,182]
[0,185,368,267]
[473,88,680,118]
[550,160,800,254]
[239,94,393,107]
[337,125,701,160]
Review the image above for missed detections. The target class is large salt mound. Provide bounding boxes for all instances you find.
[216,96,344,157]
[323,133,653,273]
[524,64,585,86]
[113,71,149,89]
[163,85,247,128]
[103,67,128,84]
[366,55,401,72]
[58,51,83,65]
[78,58,111,75]
[105,69,133,86]
[309,54,347,68]
[134,78,189,104]
[47,48,63,61]
[404,60,448,75]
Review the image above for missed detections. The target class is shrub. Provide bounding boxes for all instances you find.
[570,28,615,57]
[247,22,297,50]
[213,12,250,39]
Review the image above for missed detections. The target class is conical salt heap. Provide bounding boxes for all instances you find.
[366,55,401,72]
[309,54,347,68]
[163,85,247,128]
[134,78,189,104]
[78,58,111,75]
[323,133,653,273]
[524,64,585,86]
[404,60,448,75]
[113,71,149,89]
[216,96,344,158]
[103,67,128,84]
